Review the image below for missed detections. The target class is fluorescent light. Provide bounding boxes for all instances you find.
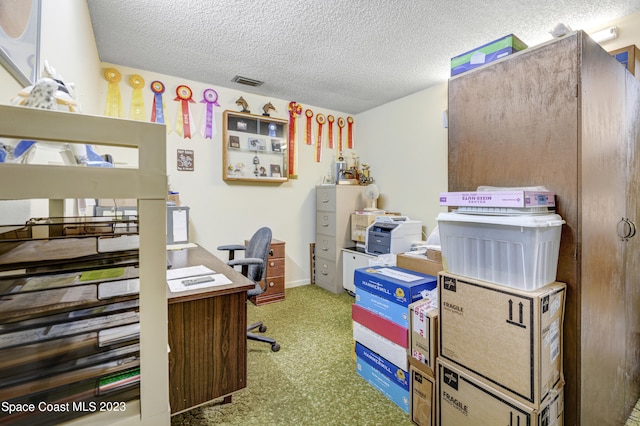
[590,26,618,43]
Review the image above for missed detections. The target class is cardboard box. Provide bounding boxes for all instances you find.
[355,287,411,327]
[353,321,408,371]
[439,190,555,208]
[410,357,436,426]
[409,300,438,374]
[352,303,408,347]
[356,343,409,414]
[437,358,564,426]
[609,44,640,76]
[438,272,565,408]
[450,34,527,76]
[397,253,443,277]
[354,266,437,307]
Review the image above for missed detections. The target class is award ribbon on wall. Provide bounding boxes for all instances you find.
[150,80,170,131]
[337,117,346,153]
[128,74,146,121]
[327,115,335,149]
[288,101,302,178]
[347,116,355,149]
[174,85,196,139]
[200,88,220,139]
[304,109,314,145]
[315,113,326,162]
[103,68,124,118]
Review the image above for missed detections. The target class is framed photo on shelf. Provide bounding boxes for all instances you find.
[229,135,240,148]
[270,164,281,177]
[271,140,282,151]
[249,138,267,151]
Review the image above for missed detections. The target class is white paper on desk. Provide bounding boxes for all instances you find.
[172,209,188,242]
[166,265,215,280]
[167,273,232,292]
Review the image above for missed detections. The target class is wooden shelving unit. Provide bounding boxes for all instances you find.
[0,105,169,425]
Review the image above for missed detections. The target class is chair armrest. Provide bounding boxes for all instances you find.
[217,244,246,251]
[218,244,246,261]
[228,257,264,268]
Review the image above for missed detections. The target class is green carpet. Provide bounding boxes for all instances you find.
[169,284,640,426]
[170,285,413,426]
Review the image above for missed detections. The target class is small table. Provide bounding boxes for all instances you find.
[167,245,254,415]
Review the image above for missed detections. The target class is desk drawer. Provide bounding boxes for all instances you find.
[269,242,285,259]
[266,258,284,277]
[251,276,284,305]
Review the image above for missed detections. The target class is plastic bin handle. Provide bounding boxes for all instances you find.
[547,220,566,227]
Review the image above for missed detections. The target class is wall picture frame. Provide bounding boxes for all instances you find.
[0,0,41,86]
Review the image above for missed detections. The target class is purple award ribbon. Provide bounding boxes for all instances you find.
[200,88,220,139]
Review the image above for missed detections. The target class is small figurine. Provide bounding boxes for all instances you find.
[262,101,276,116]
[236,96,250,113]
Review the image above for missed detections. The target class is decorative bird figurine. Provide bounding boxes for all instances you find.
[262,101,276,116]
[236,96,250,113]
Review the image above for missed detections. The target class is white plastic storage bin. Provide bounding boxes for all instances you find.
[437,212,565,290]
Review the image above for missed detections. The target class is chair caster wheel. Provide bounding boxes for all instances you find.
[259,325,267,333]
[271,343,280,352]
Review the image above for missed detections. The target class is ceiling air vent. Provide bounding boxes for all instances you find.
[232,75,264,87]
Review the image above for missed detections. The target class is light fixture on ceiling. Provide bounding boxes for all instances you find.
[232,75,264,87]
[589,26,618,43]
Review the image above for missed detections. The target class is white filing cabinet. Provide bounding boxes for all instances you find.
[342,247,376,295]
[315,185,365,293]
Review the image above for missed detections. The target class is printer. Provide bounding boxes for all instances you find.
[365,216,422,255]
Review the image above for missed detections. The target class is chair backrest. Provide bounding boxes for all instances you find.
[245,227,272,286]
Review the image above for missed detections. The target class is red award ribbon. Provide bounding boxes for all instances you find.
[315,113,326,162]
[200,88,220,139]
[305,109,314,145]
[347,116,354,149]
[327,115,335,149]
[337,117,346,153]
[288,102,302,177]
[174,85,195,139]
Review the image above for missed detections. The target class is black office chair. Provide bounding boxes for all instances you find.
[218,227,281,352]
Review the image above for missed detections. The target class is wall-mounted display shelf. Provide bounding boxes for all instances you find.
[223,110,288,183]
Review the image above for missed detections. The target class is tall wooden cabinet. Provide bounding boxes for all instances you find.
[315,185,366,293]
[447,31,640,426]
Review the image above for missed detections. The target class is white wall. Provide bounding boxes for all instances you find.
[355,83,448,237]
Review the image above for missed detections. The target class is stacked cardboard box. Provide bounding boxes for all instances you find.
[437,272,566,425]
[352,266,437,414]
[398,253,442,426]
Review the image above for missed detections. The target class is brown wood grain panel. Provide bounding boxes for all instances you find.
[448,31,640,425]
[168,259,248,415]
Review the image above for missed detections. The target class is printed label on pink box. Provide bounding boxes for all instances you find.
[439,191,555,207]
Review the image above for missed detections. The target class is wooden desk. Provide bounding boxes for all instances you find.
[167,246,254,415]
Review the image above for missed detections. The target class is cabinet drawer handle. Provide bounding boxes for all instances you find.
[321,199,329,203]
[618,217,636,240]
[321,271,329,275]
[321,247,329,251]
[269,281,275,287]
[321,223,329,227]
[270,261,275,267]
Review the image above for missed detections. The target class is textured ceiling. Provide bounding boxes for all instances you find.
[86,0,640,114]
